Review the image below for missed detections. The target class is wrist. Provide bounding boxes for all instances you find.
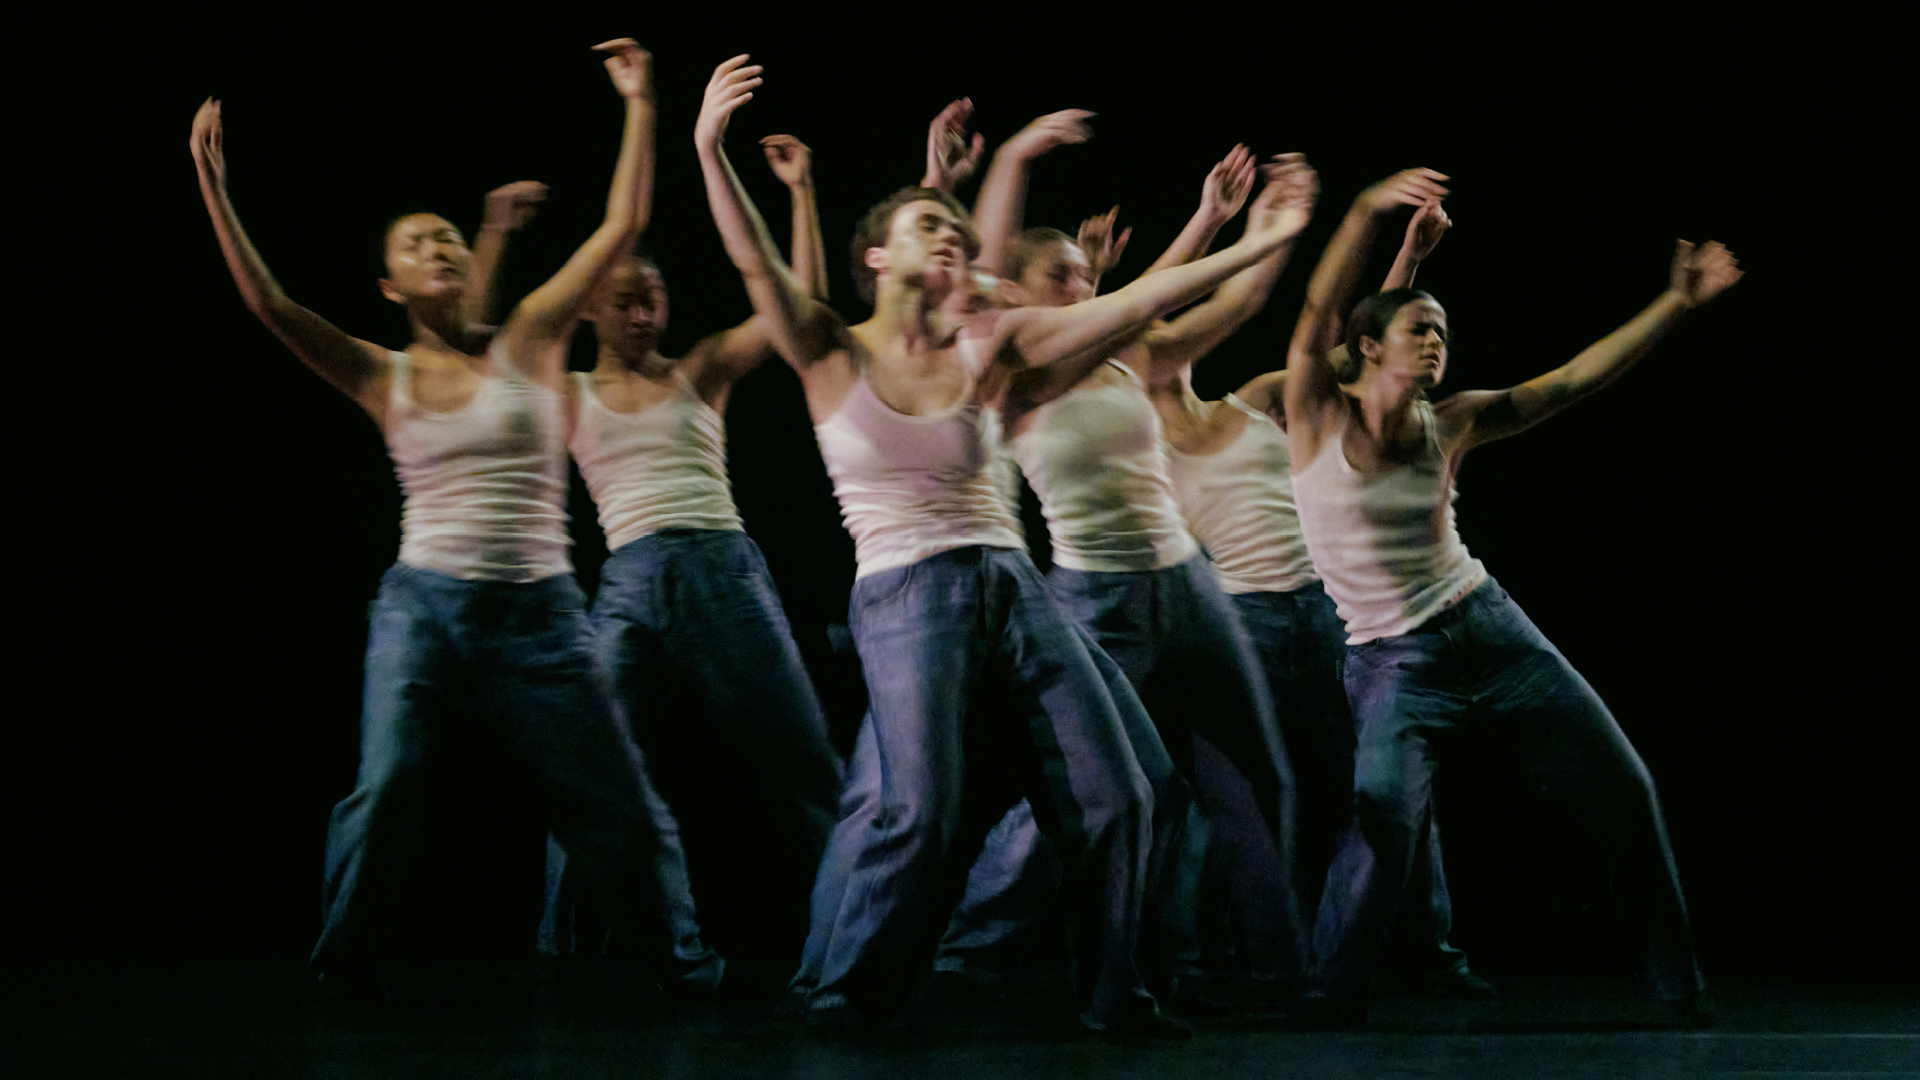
[1659,287,1695,312]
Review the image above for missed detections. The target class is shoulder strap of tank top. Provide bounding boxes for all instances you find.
[1223,392,1272,425]
[388,350,411,411]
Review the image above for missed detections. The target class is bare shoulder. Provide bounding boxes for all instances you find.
[1233,370,1287,413]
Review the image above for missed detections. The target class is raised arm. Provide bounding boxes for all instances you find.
[1382,199,1451,291]
[760,134,828,301]
[1138,145,1257,278]
[1077,207,1132,294]
[972,109,1095,275]
[1145,155,1316,376]
[994,172,1315,370]
[462,181,548,327]
[1438,240,1742,450]
[695,55,838,371]
[1284,169,1450,434]
[921,99,986,195]
[496,39,655,383]
[189,99,389,414]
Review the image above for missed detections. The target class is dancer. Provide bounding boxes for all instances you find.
[538,131,841,979]
[1285,168,1739,1023]
[190,40,721,996]
[1153,198,1489,997]
[696,55,1308,1034]
[938,137,1315,1008]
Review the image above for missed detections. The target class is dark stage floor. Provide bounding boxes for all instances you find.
[7,966,1916,1079]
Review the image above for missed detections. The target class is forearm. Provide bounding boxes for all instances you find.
[972,148,1031,275]
[700,145,815,357]
[1542,290,1690,400]
[1140,207,1227,277]
[1297,207,1382,351]
[1155,244,1290,368]
[1383,240,1421,290]
[788,179,828,301]
[199,172,299,324]
[464,222,511,325]
[604,95,656,238]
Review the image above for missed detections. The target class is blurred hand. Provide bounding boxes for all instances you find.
[1199,144,1257,224]
[760,135,814,188]
[1669,239,1743,308]
[1357,168,1450,216]
[1402,199,1451,261]
[923,99,986,192]
[1078,206,1131,281]
[1003,109,1095,162]
[482,181,549,232]
[1245,154,1318,246]
[189,98,227,189]
[593,39,654,101]
[696,54,764,150]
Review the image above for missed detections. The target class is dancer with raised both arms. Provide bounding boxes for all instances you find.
[1284,167,1740,1025]
[537,128,842,981]
[190,39,722,998]
[695,54,1314,1035]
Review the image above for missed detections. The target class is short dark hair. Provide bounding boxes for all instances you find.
[848,186,979,305]
[1340,288,1443,382]
[378,210,459,274]
[1005,227,1076,285]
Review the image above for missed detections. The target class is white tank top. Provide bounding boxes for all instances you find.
[1292,398,1486,643]
[813,337,1025,578]
[387,348,572,582]
[1165,394,1318,594]
[1007,361,1198,573]
[570,371,743,550]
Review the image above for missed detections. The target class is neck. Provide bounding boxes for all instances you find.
[869,276,948,352]
[1351,369,1424,439]
[599,344,672,380]
[406,299,476,355]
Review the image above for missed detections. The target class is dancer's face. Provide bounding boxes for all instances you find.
[869,199,973,296]
[380,214,470,304]
[590,260,670,363]
[1365,299,1450,387]
[1017,240,1094,308]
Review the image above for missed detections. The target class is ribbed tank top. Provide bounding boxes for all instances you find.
[387,348,571,582]
[1007,361,1198,573]
[1291,399,1486,643]
[813,338,1025,578]
[570,371,743,550]
[1165,394,1318,594]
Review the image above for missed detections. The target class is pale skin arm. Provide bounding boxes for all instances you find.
[971,109,1095,275]
[1284,168,1451,454]
[1435,240,1742,450]
[462,181,549,327]
[1144,156,1316,378]
[1138,145,1257,278]
[1382,199,1451,291]
[761,134,828,302]
[495,40,656,385]
[992,174,1316,371]
[921,99,986,195]
[1077,207,1131,294]
[189,98,390,417]
[695,56,843,375]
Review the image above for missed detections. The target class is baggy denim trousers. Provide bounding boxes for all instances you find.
[540,530,840,970]
[313,563,716,986]
[938,554,1305,983]
[1230,584,1465,977]
[1312,578,1703,1004]
[806,545,1169,1028]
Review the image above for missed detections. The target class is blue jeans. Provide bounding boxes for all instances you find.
[1231,585,1466,978]
[1313,579,1703,1004]
[540,530,840,971]
[314,564,716,986]
[808,546,1170,1028]
[937,556,1307,985]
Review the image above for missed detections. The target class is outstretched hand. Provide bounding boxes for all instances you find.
[1200,144,1257,225]
[1004,109,1095,162]
[1357,168,1449,216]
[760,135,814,188]
[1245,154,1318,246]
[923,99,986,192]
[593,39,654,101]
[696,55,764,151]
[483,181,549,232]
[1078,206,1131,283]
[190,98,227,189]
[1403,199,1451,261]
[1669,239,1742,308]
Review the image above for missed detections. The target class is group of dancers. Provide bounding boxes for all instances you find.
[190,38,1742,1038]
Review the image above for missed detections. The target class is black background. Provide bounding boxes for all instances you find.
[19,7,1906,988]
